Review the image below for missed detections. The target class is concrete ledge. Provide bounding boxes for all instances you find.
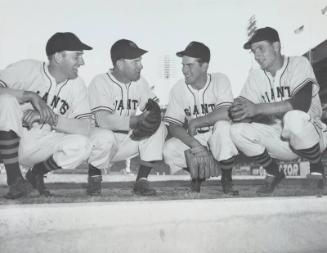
[0,173,267,185]
[1,197,327,253]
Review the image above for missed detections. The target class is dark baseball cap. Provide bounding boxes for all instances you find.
[243,27,280,49]
[176,41,210,63]
[110,39,148,64]
[46,32,92,56]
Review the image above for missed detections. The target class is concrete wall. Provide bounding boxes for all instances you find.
[1,197,327,253]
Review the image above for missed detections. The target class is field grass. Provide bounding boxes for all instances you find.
[0,178,325,205]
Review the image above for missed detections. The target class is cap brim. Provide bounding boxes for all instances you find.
[80,43,93,51]
[176,50,186,57]
[243,41,252,49]
[68,43,93,51]
[124,48,148,59]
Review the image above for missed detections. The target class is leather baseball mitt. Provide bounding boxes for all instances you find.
[184,145,220,180]
[130,99,161,141]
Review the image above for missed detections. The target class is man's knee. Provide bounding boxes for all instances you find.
[283,110,310,135]
[0,94,24,135]
[213,121,230,137]
[230,123,249,143]
[0,94,21,114]
[210,121,239,161]
[0,94,19,106]
[163,138,184,174]
[282,110,319,149]
[66,135,92,159]
[52,134,92,169]
[90,128,115,150]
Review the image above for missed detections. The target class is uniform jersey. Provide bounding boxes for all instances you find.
[88,69,158,118]
[0,59,90,119]
[164,73,233,132]
[240,56,322,121]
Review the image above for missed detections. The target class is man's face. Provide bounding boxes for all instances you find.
[250,41,279,71]
[120,57,143,82]
[60,51,85,79]
[181,56,207,85]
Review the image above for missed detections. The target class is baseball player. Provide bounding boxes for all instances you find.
[0,32,115,198]
[229,27,327,194]
[163,41,239,194]
[88,39,167,196]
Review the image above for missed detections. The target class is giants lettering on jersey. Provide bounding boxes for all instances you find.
[261,86,291,103]
[184,103,215,116]
[115,99,138,112]
[37,91,69,115]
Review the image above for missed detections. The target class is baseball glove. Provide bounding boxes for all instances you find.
[184,145,220,180]
[130,99,161,141]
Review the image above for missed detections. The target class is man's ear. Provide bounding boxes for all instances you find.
[53,52,64,64]
[273,41,281,53]
[116,59,124,71]
[201,62,209,72]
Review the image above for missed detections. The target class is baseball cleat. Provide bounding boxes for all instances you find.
[4,177,33,199]
[256,171,285,195]
[221,178,239,196]
[133,178,156,196]
[87,175,102,196]
[25,169,51,197]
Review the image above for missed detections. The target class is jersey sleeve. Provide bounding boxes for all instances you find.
[88,74,115,114]
[163,84,185,126]
[288,56,319,97]
[138,77,159,111]
[0,59,38,89]
[213,74,234,110]
[69,79,91,119]
[239,71,262,103]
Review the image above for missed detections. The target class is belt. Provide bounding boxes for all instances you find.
[113,130,129,134]
[197,129,210,134]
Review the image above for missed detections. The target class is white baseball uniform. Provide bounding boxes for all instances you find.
[88,69,167,169]
[163,73,238,174]
[230,56,327,160]
[0,59,113,170]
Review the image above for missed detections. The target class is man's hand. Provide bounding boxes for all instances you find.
[22,109,57,129]
[187,118,198,136]
[22,91,56,125]
[229,97,257,122]
[22,110,41,129]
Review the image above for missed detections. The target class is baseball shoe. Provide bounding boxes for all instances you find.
[133,178,156,196]
[25,169,51,197]
[87,175,102,196]
[190,178,203,193]
[4,177,33,199]
[256,171,285,195]
[221,178,239,196]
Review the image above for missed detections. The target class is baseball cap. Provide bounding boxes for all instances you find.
[176,41,210,63]
[110,39,148,64]
[46,32,92,56]
[243,27,280,49]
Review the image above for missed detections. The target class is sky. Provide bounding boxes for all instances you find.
[1,0,327,105]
